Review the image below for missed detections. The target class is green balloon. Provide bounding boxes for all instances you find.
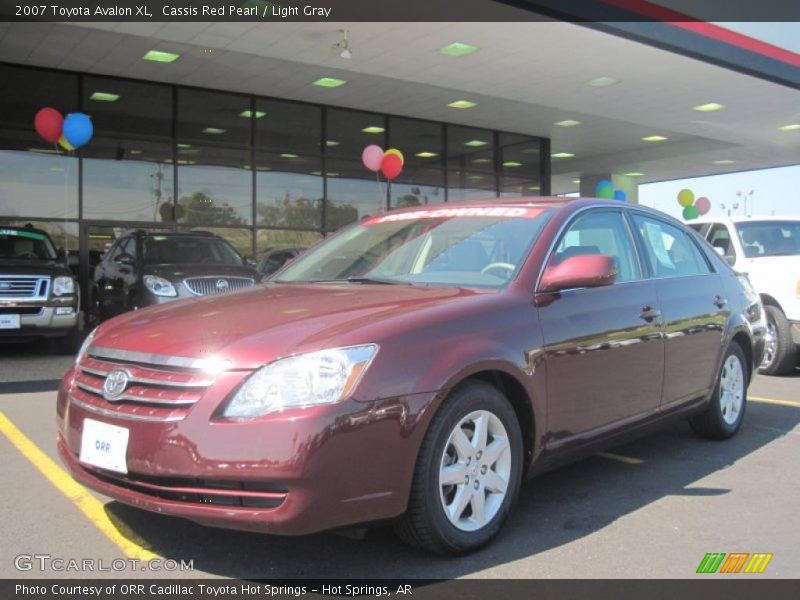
[682,205,699,220]
[597,185,615,199]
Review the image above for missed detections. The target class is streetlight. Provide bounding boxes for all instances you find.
[737,189,754,217]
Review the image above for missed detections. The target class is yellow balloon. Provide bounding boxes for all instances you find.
[384,148,404,165]
[677,188,694,207]
[58,135,75,152]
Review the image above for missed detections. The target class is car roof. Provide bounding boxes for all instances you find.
[133,230,220,238]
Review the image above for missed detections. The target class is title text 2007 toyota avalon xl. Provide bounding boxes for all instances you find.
[57,198,766,555]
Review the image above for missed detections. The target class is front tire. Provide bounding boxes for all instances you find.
[758,305,796,376]
[690,342,748,440]
[395,381,523,555]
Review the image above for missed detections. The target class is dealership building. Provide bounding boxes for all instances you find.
[0,2,798,293]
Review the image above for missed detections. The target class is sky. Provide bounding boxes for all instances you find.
[637,164,800,221]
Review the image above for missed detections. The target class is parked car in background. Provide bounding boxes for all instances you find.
[59,198,765,555]
[257,246,305,279]
[0,225,83,352]
[91,230,259,321]
[690,217,799,375]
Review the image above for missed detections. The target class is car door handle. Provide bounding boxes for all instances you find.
[713,296,727,308]
[640,305,662,321]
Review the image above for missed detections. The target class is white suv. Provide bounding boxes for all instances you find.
[690,217,799,375]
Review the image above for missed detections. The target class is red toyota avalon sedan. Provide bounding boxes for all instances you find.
[57,198,766,555]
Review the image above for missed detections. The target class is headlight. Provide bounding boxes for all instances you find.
[53,276,75,296]
[143,275,177,297]
[222,345,378,418]
[75,328,96,365]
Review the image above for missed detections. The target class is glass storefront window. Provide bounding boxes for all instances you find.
[388,117,444,208]
[83,138,174,222]
[256,152,323,229]
[446,170,497,201]
[177,88,251,147]
[177,145,253,226]
[326,108,387,160]
[84,77,172,139]
[447,125,495,172]
[256,99,321,156]
[325,158,386,231]
[0,64,78,130]
[499,133,541,196]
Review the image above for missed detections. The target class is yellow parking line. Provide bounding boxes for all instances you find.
[0,410,160,561]
[749,396,800,408]
[596,452,644,465]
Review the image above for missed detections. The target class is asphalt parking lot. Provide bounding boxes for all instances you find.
[1,341,798,579]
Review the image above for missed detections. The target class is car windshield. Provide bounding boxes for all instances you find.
[735,221,800,258]
[0,228,57,261]
[275,206,552,289]
[142,236,244,266]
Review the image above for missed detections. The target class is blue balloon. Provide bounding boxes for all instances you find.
[614,189,627,201]
[595,179,612,195]
[62,113,93,149]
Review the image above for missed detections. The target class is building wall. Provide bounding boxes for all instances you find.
[0,62,548,289]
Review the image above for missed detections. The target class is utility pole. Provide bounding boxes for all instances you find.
[737,189,754,217]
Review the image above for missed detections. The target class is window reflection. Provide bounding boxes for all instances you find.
[83,138,174,222]
[0,146,79,219]
[325,159,385,231]
[84,76,172,139]
[177,145,252,226]
[256,152,323,229]
[177,89,251,146]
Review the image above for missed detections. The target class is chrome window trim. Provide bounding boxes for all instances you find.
[68,395,185,423]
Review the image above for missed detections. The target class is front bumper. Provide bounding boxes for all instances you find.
[0,304,79,338]
[56,368,436,535]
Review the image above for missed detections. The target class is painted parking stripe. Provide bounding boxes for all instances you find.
[0,410,160,561]
[749,396,800,408]
[596,452,644,465]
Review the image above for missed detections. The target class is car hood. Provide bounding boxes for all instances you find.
[0,261,71,277]
[94,282,483,369]
[143,264,259,281]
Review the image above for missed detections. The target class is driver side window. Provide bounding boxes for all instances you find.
[552,210,640,283]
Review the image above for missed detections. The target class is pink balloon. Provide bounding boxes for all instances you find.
[361,145,384,172]
[695,196,711,216]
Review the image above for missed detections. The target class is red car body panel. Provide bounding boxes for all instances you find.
[56,198,765,535]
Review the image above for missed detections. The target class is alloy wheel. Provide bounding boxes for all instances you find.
[719,354,745,425]
[438,410,511,532]
[761,317,777,368]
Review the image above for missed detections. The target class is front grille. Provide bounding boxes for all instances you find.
[0,276,49,300]
[183,276,254,297]
[72,346,216,422]
[84,466,287,508]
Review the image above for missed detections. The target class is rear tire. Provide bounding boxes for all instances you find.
[758,305,795,376]
[394,380,523,555]
[690,342,748,440]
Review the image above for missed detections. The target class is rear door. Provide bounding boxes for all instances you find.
[538,209,664,442]
[629,212,729,408]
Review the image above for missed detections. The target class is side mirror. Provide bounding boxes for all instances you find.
[245,257,257,267]
[539,254,617,293]
[114,253,134,266]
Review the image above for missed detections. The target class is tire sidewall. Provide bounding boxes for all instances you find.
[421,383,523,553]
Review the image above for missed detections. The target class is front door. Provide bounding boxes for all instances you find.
[537,209,664,446]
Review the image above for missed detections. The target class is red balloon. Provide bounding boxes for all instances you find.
[380,154,403,181]
[34,107,64,143]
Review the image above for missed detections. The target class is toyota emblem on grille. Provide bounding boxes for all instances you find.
[215,279,229,291]
[103,369,131,401]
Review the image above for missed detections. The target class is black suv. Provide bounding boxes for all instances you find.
[0,226,83,352]
[92,230,259,321]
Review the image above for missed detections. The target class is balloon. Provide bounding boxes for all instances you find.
[361,145,384,172]
[677,188,694,207]
[614,189,627,201]
[695,196,711,216]
[595,179,612,195]
[380,153,403,181]
[34,107,63,143]
[384,148,404,165]
[57,135,75,152]
[62,113,93,149]
[682,205,699,220]
[596,185,615,199]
